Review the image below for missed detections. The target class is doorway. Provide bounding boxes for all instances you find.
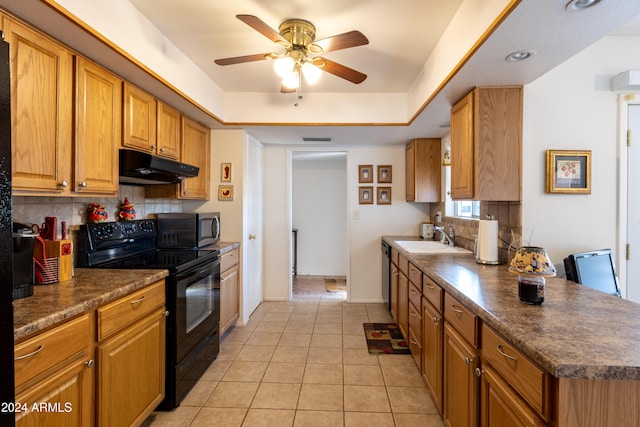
[623,98,640,302]
[290,151,348,300]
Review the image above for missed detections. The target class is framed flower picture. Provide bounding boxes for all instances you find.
[377,165,392,183]
[546,150,591,194]
[359,186,373,204]
[377,186,392,205]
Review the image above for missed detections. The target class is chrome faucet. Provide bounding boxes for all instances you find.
[434,225,455,246]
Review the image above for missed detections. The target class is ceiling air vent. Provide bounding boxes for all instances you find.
[302,137,332,143]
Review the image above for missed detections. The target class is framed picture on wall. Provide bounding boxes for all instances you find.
[546,150,591,194]
[377,186,392,204]
[359,186,373,204]
[359,165,373,183]
[218,185,234,201]
[377,165,392,183]
[221,163,232,182]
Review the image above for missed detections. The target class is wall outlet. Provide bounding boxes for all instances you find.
[435,211,442,223]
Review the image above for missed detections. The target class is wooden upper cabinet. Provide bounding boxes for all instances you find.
[406,138,441,202]
[74,57,121,195]
[123,82,157,154]
[450,86,522,201]
[5,16,73,194]
[156,101,181,160]
[123,83,181,160]
[180,116,210,199]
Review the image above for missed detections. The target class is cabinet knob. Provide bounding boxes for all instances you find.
[160,147,166,153]
[79,181,88,189]
[432,316,440,325]
[163,310,170,317]
[464,356,473,365]
[58,180,68,188]
[475,367,483,377]
[85,359,95,368]
[151,145,156,150]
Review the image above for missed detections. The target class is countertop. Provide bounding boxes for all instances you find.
[13,241,241,342]
[13,269,169,341]
[383,236,640,380]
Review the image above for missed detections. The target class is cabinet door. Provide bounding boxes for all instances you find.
[157,101,181,160]
[220,263,239,335]
[123,82,157,154]
[422,296,443,414]
[97,309,165,427]
[74,57,121,195]
[450,90,474,200]
[444,322,479,427]
[398,272,409,340]
[16,359,94,427]
[6,17,73,194]
[480,364,546,427]
[405,141,416,201]
[390,263,399,322]
[180,116,210,199]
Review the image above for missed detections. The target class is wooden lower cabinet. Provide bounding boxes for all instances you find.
[480,364,546,427]
[444,321,479,427]
[422,296,444,414]
[220,248,240,335]
[97,308,166,427]
[14,313,94,427]
[390,262,399,322]
[398,272,409,339]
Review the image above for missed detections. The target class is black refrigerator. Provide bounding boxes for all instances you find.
[0,35,15,427]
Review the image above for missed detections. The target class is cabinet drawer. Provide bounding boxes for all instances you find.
[482,325,551,420]
[97,280,165,341]
[398,254,409,276]
[221,248,239,272]
[423,274,443,312]
[408,262,422,289]
[409,282,422,310]
[409,300,422,342]
[444,293,478,347]
[15,313,92,389]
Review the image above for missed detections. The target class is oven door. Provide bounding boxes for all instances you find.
[175,256,220,362]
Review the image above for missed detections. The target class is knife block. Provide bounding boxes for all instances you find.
[33,240,73,283]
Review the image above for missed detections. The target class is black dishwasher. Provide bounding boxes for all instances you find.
[381,240,391,310]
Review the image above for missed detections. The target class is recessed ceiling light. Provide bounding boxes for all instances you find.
[505,50,535,62]
[302,137,332,142]
[566,0,602,11]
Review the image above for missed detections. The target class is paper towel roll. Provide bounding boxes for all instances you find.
[476,220,499,264]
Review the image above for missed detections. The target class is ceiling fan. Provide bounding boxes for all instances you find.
[214,15,369,92]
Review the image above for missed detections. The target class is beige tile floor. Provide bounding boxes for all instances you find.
[142,277,444,427]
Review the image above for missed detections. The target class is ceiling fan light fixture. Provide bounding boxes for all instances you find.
[566,0,602,11]
[274,56,295,77]
[282,70,300,89]
[302,61,322,84]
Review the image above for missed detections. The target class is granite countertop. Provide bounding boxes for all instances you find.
[13,269,169,341]
[383,236,640,380]
[210,241,241,255]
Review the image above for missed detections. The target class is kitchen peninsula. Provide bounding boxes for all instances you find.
[384,236,640,427]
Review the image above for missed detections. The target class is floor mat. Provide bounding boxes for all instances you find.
[363,323,410,355]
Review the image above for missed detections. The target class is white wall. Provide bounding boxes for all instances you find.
[292,154,348,276]
[522,36,640,274]
[262,144,430,303]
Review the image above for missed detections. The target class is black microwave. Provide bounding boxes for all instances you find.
[156,212,220,248]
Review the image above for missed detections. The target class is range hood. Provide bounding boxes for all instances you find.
[119,149,199,185]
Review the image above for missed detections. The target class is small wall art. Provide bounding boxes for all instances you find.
[218,184,234,201]
[359,165,373,183]
[221,162,232,182]
[377,165,392,183]
[377,186,392,205]
[359,186,374,204]
[546,149,591,194]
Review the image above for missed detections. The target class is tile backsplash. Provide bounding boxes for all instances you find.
[12,184,184,230]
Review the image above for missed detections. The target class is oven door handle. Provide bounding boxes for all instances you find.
[175,262,219,283]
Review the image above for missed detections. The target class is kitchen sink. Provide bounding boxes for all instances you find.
[394,240,472,254]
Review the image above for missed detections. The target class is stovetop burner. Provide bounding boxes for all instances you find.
[77,219,219,273]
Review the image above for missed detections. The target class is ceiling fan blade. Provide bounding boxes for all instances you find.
[311,30,369,53]
[214,53,271,66]
[236,14,288,45]
[318,58,367,84]
[280,85,296,93]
